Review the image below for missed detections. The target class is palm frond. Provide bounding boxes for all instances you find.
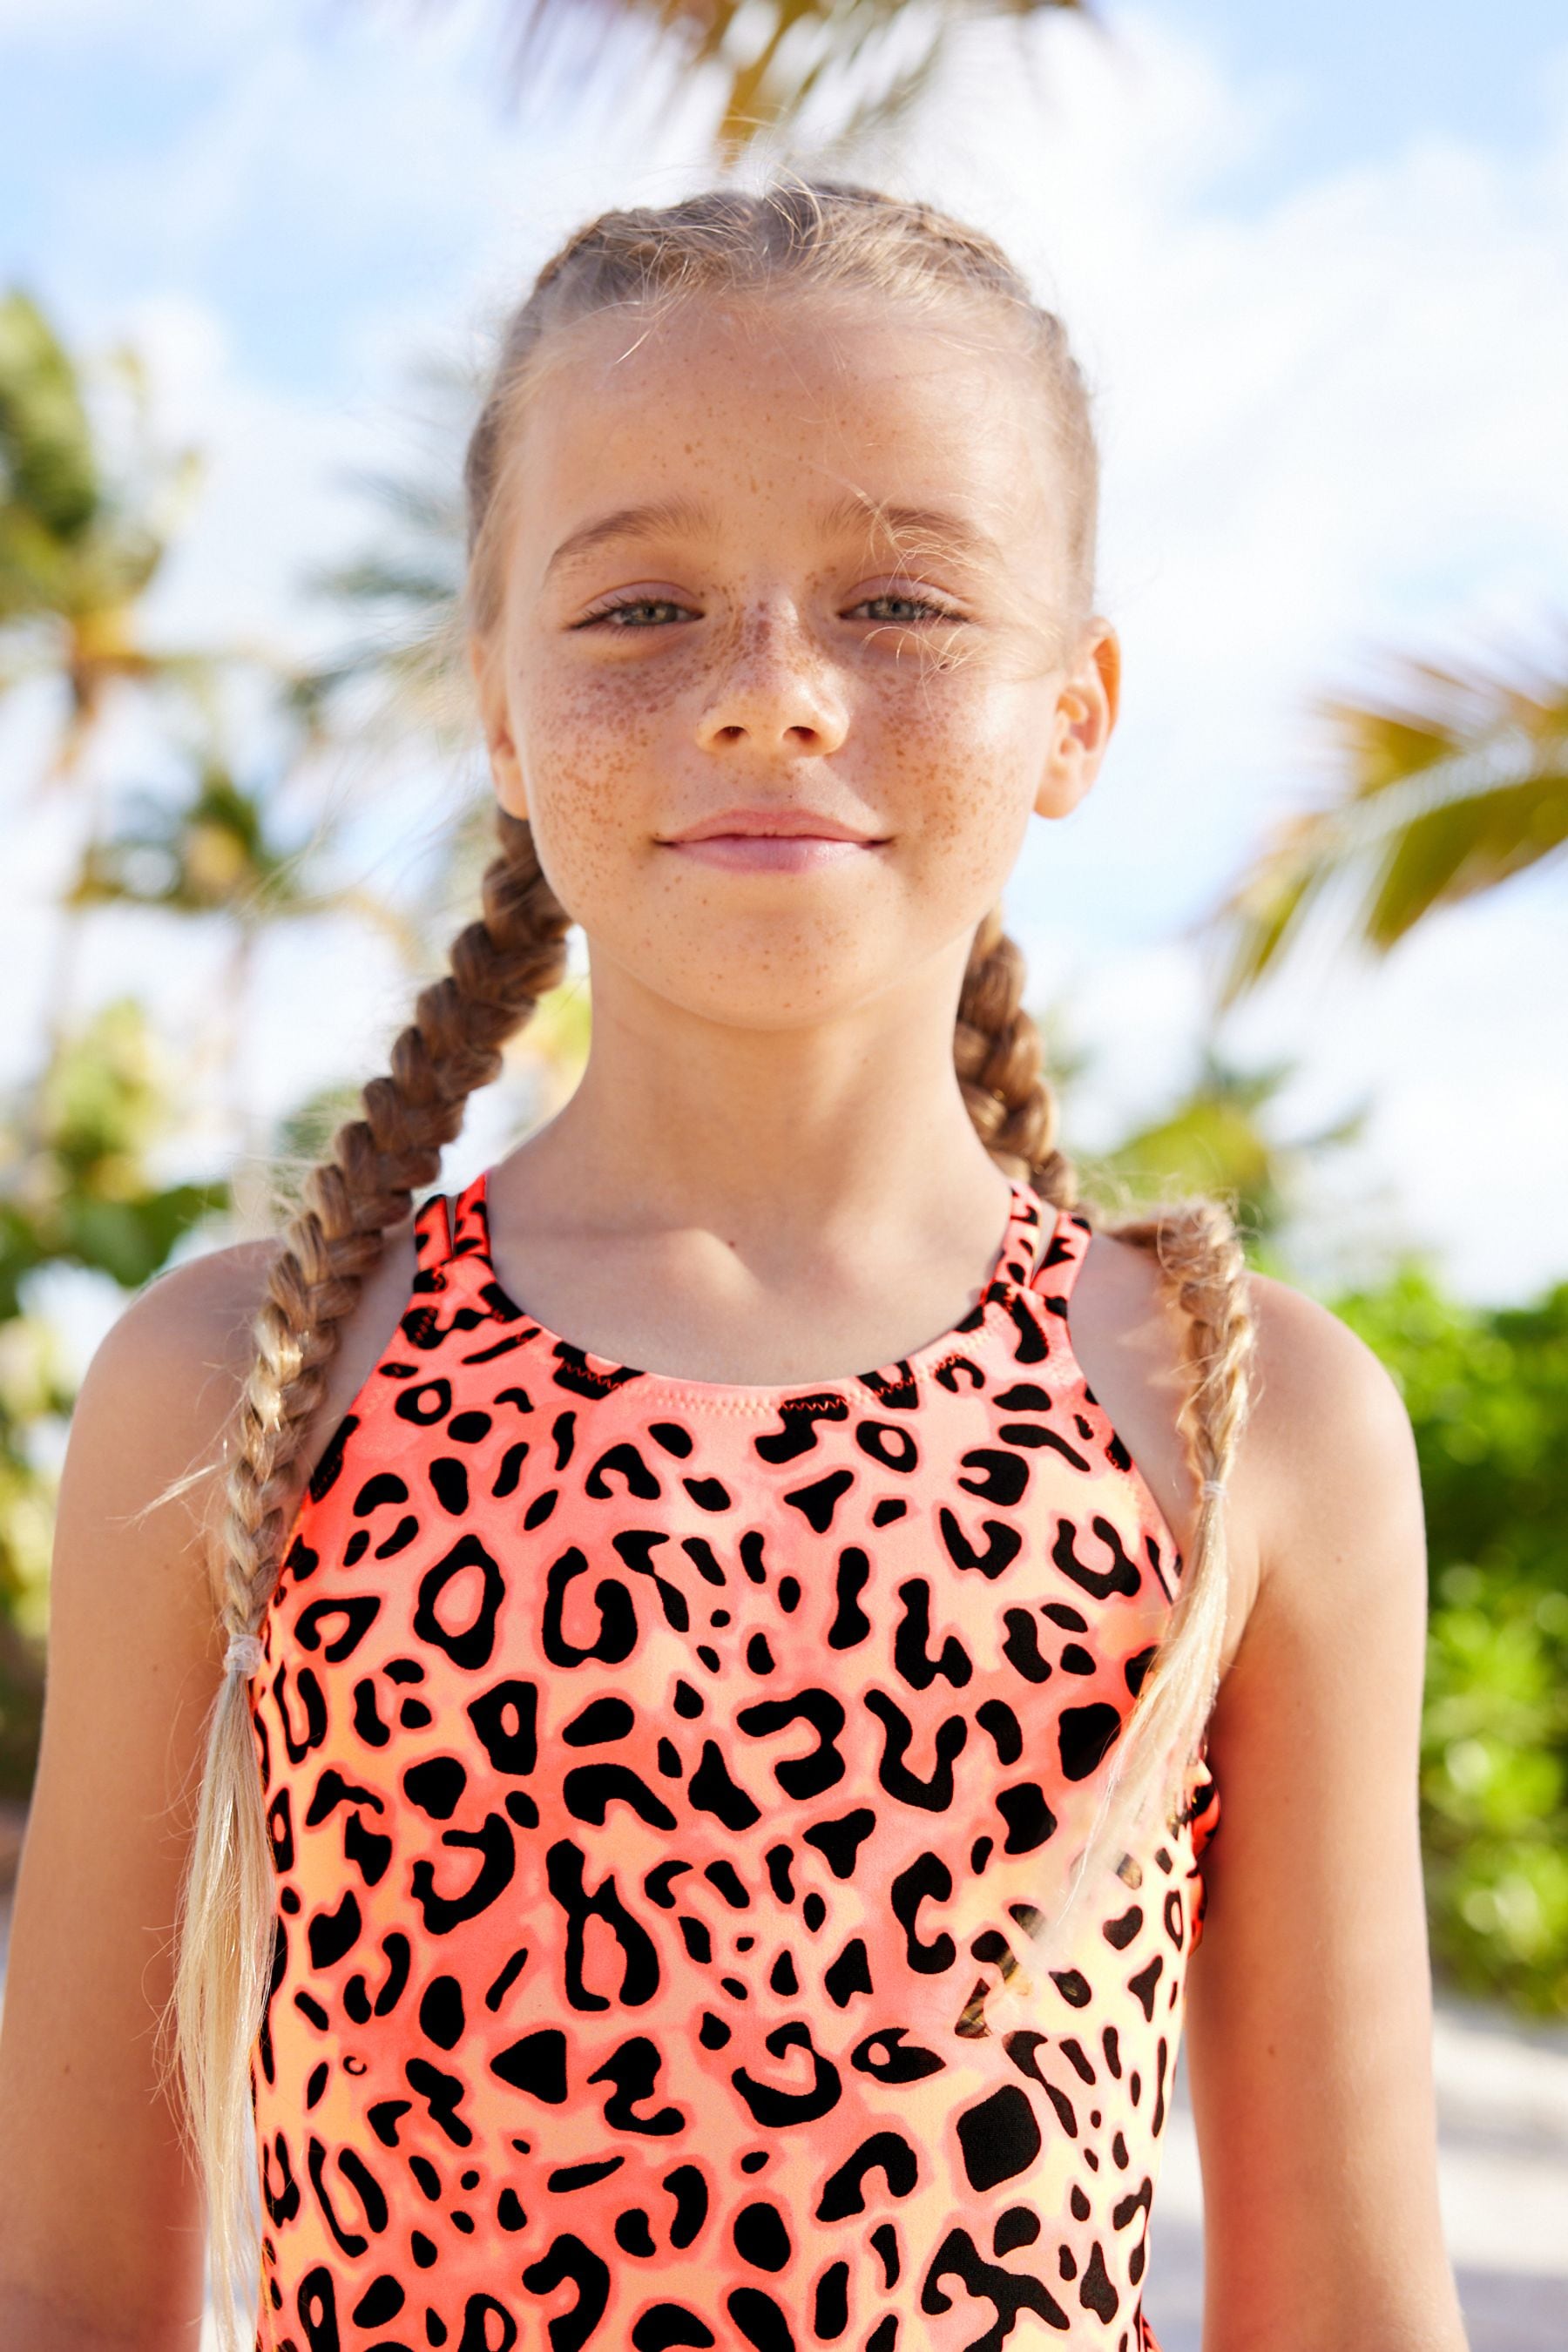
[0,289,100,544]
[1205,638,1568,1008]
[388,0,1090,153]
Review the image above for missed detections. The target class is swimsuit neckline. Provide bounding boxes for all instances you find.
[454,1169,1061,1405]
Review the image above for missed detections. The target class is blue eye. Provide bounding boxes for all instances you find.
[578,598,691,629]
[576,591,963,630]
[854,593,959,624]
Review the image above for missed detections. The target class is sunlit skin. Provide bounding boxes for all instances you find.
[469,294,1121,1378]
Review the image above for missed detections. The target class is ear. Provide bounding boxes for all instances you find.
[1034,618,1120,821]
[469,633,528,818]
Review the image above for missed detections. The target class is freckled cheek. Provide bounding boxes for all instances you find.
[903,783,1029,926]
[517,676,666,868]
[881,706,1037,896]
[513,660,1033,920]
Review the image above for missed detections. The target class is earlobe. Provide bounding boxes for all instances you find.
[488,729,529,820]
[1032,757,1094,823]
[1031,700,1097,823]
[1033,619,1119,820]
[470,636,528,818]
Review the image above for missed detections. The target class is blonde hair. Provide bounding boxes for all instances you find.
[159,172,1257,2349]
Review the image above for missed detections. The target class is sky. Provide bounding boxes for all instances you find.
[3,0,1566,1308]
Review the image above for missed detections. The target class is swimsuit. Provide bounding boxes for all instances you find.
[247,1170,1220,2349]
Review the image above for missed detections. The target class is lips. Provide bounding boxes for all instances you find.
[664,805,883,845]
[658,803,888,873]
[660,829,882,874]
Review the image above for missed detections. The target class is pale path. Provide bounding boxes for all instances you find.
[0,1803,1562,2348]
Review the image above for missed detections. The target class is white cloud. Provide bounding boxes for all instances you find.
[118,297,376,657]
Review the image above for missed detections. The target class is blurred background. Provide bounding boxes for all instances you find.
[0,0,1565,2342]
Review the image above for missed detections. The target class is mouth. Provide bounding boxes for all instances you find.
[659,806,889,872]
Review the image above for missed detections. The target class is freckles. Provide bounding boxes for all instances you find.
[916,766,1023,902]
[549,669,656,739]
[557,645,706,723]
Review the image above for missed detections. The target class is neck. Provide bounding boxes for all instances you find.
[497,934,1024,1269]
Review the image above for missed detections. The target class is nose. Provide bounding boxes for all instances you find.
[693,599,850,757]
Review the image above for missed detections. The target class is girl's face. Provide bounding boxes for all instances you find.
[472,293,1119,1033]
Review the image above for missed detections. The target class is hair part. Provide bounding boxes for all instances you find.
[162,172,1254,2349]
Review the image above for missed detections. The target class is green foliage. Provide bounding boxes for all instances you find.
[1206,644,1568,1010]
[0,1310,70,1791]
[0,285,189,633]
[0,998,227,1316]
[1332,1265,1568,2016]
[0,287,101,563]
[0,1003,226,1795]
[0,282,213,768]
[66,747,423,966]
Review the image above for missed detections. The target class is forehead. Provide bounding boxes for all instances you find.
[508,292,1054,560]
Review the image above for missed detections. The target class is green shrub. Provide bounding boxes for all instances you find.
[1332,1266,1568,2017]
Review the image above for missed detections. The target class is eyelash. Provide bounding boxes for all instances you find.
[576,591,963,630]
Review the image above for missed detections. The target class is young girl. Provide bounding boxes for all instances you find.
[0,178,1468,2352]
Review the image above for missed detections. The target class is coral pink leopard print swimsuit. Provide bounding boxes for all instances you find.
[247,1170,1220,2350]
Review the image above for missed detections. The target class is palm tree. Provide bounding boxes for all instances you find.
[403,0,1092,159]
[1204,639,1568,1011]
[1,289,283,1064]
[65,739,422,1214]
[0,287,216,774]
[0,999,229,1316]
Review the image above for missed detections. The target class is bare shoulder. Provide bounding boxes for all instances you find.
[1073,1227,1420,1687]
[1237,1265,1425,1626]
[1245,1258,1414,1421]
[53,1234,289,1664]
[44,1199,420,1756]
[84,1207,422,1551]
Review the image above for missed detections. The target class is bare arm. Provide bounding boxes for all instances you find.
[0,1246,273,2345]
[1183,1276,1469,2349]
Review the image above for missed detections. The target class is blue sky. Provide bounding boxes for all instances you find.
[3,0,1566,1304]
[5,0,1566,396]
[1158,0,1566,193]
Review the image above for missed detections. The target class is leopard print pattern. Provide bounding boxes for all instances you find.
[246,1171,1219,2350]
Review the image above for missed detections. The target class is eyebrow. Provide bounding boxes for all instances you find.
[823,495,1005,570]
[544,495,717,581]
[543,491,1004,580]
